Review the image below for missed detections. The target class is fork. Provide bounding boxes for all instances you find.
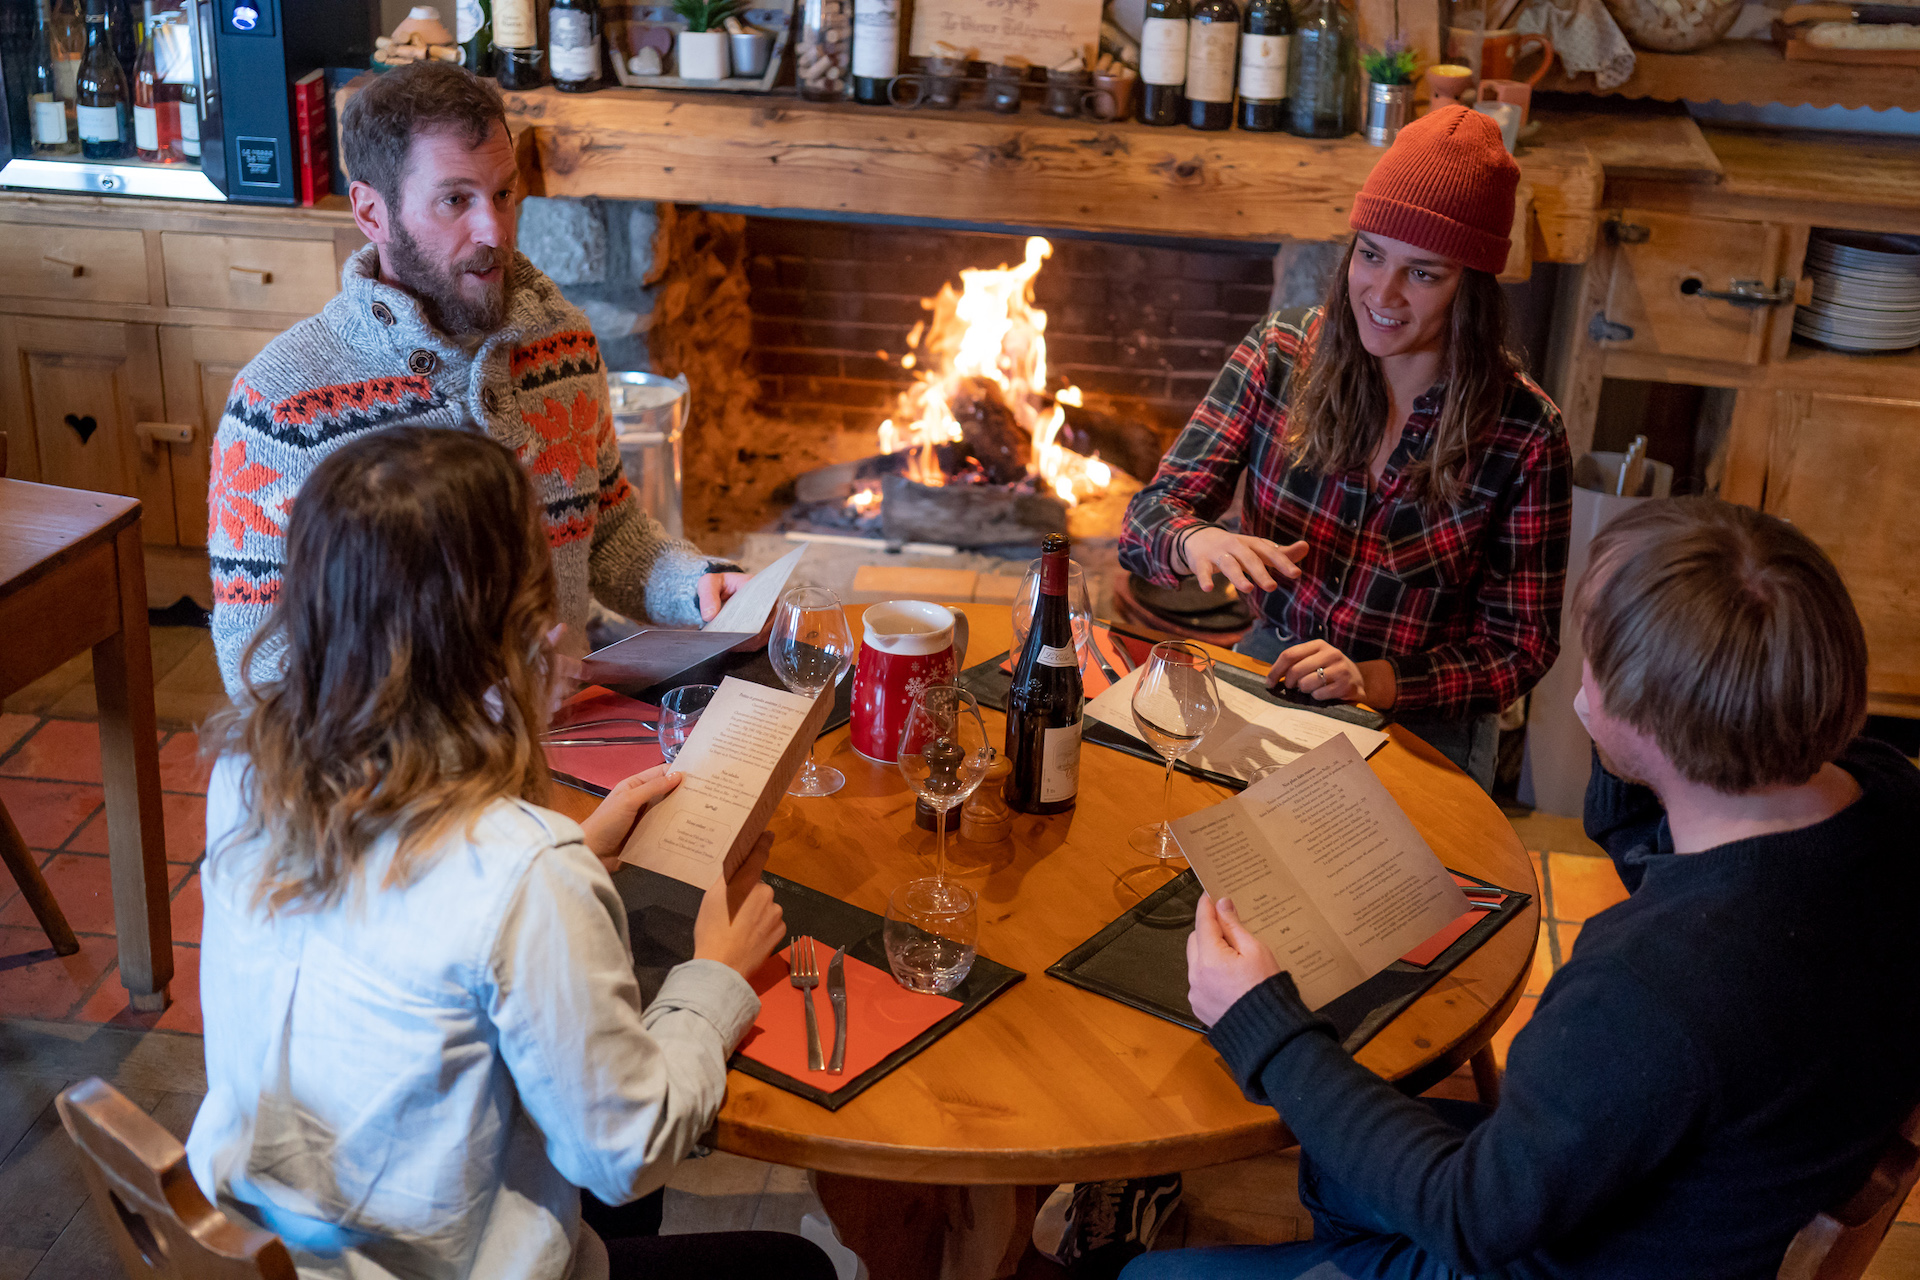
[789,935,825,1071]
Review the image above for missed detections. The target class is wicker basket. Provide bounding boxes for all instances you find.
[1601,0,1743,52]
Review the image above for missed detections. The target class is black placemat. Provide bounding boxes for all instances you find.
[612,864,1025,1111]
[1046,869,1530,1053]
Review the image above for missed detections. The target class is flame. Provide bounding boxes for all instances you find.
[867,235,1113,507]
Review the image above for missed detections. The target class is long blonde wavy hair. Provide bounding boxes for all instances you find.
[207,426,558,912]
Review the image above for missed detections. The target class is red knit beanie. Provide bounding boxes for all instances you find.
[1349,104,1519,276]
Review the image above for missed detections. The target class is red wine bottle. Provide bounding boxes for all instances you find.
[1138,0,1189,127]
[1004,535,1083,815]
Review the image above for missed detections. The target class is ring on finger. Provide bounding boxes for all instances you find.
[1316,666,1330,689]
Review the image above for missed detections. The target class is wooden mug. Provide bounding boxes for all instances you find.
[1479,27,1554,85]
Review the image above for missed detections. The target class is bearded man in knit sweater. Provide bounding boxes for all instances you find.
[1133,498,1920,1280]
[208,62,744,693]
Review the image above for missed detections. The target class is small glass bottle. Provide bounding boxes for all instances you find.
[797,0,851,101]
[1285,0,1356,138]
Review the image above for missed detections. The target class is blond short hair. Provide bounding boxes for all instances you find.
[1574,498,1867,793]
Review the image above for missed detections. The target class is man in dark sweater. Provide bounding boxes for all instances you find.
[1125,498,1920,1280]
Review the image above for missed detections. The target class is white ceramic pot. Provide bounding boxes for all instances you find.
[677,29,731,80]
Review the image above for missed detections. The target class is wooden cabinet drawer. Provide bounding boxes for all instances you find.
[160,232,338,314]
[1599,210,1796,365]
[0,224,151,305]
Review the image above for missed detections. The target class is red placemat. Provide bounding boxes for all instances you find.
[737,942,960,1083]
[545,685,664,794]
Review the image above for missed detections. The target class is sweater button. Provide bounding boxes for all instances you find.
[482,388,499,414]
[371,302,395,325]
[408,349,438,376]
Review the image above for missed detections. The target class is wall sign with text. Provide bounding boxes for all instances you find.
[907,0,1104,67]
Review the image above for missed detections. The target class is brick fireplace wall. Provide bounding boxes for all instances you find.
[743,219,1286,466]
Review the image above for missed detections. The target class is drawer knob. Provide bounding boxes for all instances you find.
[135,421,196,452]
[230,265,274,285]
[43,256,84,278]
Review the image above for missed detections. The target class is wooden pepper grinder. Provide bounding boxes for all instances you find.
[960,749,1015,843]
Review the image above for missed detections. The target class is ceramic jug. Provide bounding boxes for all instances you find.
[851,601,969,763]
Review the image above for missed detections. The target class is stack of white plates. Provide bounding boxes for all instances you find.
[1795,230,1920,353]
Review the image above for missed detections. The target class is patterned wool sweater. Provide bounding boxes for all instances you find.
[209,245,719,695]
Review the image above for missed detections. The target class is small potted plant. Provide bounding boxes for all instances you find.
[1360,39,1419,146]
[673,0,742,80]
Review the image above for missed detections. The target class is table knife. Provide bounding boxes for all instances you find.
[1782,3,1920,22]
[826,945,848,1075]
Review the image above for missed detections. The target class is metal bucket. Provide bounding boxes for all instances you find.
[608,372,690,541]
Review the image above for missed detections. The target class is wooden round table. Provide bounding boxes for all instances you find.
[551,604,1538,1278]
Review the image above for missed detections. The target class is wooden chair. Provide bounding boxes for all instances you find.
[1778,1101,1920,1280]
[56,1078,296,1280]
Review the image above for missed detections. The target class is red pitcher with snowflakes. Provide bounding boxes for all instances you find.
[851,601,969,764]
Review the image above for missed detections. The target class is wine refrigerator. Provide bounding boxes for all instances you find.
[0,0,375,205]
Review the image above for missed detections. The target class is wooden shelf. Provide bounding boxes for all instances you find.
[1540,38,1920,113]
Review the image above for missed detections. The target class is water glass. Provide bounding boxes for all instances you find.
[884,877,979,994]
[657,684,717,763]
[770,586,854,796]
[1011,556,1094,671]
[1128,642,1221,859]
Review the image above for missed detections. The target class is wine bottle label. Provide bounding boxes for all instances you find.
[493,0,535,49]
[1239,33,1290,99]
[1140,17,1189,86]
[77,104,119,143]
[549,13,598,79]
[1039,643,1077,668]
[1040,721,1082,803]
[133,104,158,151]
[456,0,485,42]
[179,101,200,155]
[852,0,901,79]
[56,57,80,102]
[1186,21,1238,103]
[31,98,69,145]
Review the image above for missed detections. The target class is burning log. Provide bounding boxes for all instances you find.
[880,474,1067,548]
[951,376,1032,485]
[1057,402,1170,486]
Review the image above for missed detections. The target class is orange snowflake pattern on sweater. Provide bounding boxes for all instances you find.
[207,438,284,548]
[522,389,602,488]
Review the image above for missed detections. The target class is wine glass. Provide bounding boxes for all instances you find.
[770,586,855,796]
[896,684,993,884]
[1127,642,1221,859]
[657,684,717,763]
[1012,555,1095,671]
[884,877,978,994]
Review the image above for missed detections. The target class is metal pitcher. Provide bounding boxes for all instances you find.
[607,372,689,541]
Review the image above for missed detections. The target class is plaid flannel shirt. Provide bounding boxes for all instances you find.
[1119,307,1572,720]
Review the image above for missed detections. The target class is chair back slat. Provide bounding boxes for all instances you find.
[56,1078,296,1280]
[1778,1101,1920,1280]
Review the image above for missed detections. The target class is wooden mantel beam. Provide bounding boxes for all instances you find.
[503,88,1605,263]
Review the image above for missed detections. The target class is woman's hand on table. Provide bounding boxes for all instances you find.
[581,765,683,875]
[694,834,786,980]
[1186,895,1283,1027]
[1178,528,1308,594]
[1269,639,1397,710]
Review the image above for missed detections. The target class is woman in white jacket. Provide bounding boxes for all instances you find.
[186,426,833,1280]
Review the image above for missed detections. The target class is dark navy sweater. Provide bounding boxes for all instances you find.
[1207,738,1920,1278]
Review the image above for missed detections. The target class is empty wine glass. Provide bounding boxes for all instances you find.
[1128,641,1221,860]
[770,586,855,796]
[658,684,718,763]
[884,877,978,994]
[897,684,992,884]
[1012,555,1094,671]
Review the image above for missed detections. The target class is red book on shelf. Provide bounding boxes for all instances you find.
[293,69,330,206]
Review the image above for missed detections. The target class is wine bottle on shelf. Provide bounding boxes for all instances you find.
[1286,0,1357,138]
[1185,0,1239,131]
[77,0,129,161]
[851,0,903,106]
[109,0,135,82]
[1137,0,1189,127]
[492,0,544,89]
[31,0,79,157]
[457,0,493,75]
[1237,0,1293,131]
[548,0,601,92]
[133,11,163,161]
[51,0,83,103]
[1004,534,1083,816]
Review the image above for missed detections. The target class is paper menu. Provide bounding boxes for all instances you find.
[619,676,834,887]
[1169,735,1469,1010]
[705,544,808,636]
[1083,665,1387,781]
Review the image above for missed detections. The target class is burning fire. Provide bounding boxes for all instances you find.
[863,237,1113,508]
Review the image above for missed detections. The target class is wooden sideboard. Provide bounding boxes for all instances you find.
[0,192,362,610]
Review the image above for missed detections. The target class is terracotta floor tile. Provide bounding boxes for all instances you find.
[170,871,203,945]
[0,853,191,935]
[67,791,207,864]
[1525,850,1546,898]
[0,712,38,760]
[81,942,201,1034]
[158,730,213,793]
[0,718,103,784]
[1552,921,1583,965]
[0,926,118,1019]
[1524,919,1553,997]
[1900,1180,1919,1225]
[1490,995,1536,1070]
[0,777,103,850]
[1546,851,1630,923]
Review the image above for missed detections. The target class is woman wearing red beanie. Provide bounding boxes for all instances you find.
[1119,104,1572,791]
